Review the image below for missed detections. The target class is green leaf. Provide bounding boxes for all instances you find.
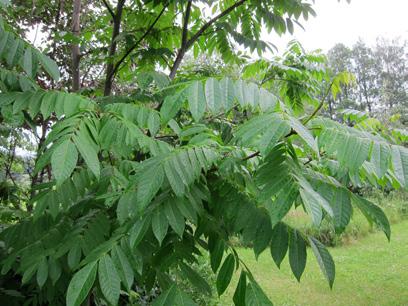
[147,111,161,136]
[51,140,78,184]
[73,127,100,178]
[353,195,391,240]
[299,187,323,226]
[48,257,62,285]
[205,78,222,113]
[309,237,335,288]
[331,188,352,233]
[0,32,10,56]
[111,245,134,292]
[173,288,197,306]
[289,229,307,282]
[6,37,20,67]
[298,177,334,226]
[68,243,82,270]
[219,77,235,111]
[153,285,197,306]
[370,142,390,178]
[235,113,290,154]
[66,261,97,306]
[40,91,57,119]
[164,199,185,237]
[36,257,48,288]
[391,145,408,187]
[152,209,168,245]
[98,254,121,306]
[153,285,178,306]
[321,130,370,170]
[270,222,289,268]
[38,52,60,81]
[177,196,198,223]
[289,116,318,153]
[117,191,137,224]
[233,271,247,306]
[23,48,33,78]
[216,253,235,296]
[210,239,224,273]
[164,158,185,196]
[267,183,298,227]
[187,80,206,121]
[180,262,212,295]
[137,160,164,210]
[245,279,273,306]
[64,94,81,117]
[253,216,272,258]
[28,90,45,118]
[129,216,151,249]
[22,264,37,284]
[259,88,278,111]
[160,90,185,123]
[80,238,118,267]
[13,91,32,114]
[340,135,370,170]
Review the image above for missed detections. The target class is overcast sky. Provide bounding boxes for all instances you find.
[265,0,408,53]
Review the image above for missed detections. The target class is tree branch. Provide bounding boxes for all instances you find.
[168,0,193,80]
[303,81,334,125]
[181,0,192,49]
[5,136,17,187]
[101,0,115,19]
[241,128,299,161]
[71,0,82,92]
[103,0,126,96]
[109,3,169,81]
[186,0,246,50]
[169,0,247,79]
[242,151,260,161]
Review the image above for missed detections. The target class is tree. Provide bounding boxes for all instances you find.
[351,39,380,115]
[0,1,406,305]
[327,38,408,125]
[326,43,355,117]
[375,38,408,111]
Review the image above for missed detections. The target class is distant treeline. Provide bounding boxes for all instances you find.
[326,38,407,125]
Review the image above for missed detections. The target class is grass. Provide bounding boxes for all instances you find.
[282,198,406,246]
[219,220,408,306]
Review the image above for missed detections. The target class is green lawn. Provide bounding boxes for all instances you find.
[220,220,408,306]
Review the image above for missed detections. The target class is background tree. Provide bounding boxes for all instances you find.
[326,43,355,117]
[375,38,408,111]
[326,38,408,125]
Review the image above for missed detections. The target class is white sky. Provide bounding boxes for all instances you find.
[265,0,408,53]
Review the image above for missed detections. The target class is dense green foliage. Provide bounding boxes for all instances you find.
[0,0,406,305]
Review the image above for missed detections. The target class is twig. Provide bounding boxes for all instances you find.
[241,128,298,162]
[101,0,115,19]
[242,151,260,161]
[303,81,334,125]
[109,2,169,80]
[169,0,247,79]
[181,0,192,49]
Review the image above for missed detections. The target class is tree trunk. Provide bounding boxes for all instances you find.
[104,0,126,96]
[71,0,81,92]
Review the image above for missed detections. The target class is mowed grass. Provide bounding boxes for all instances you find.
[219,220,408,306]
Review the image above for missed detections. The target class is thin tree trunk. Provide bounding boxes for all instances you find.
[29,121,48,210]
[104,0,126,96]
[71,0,81,92]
